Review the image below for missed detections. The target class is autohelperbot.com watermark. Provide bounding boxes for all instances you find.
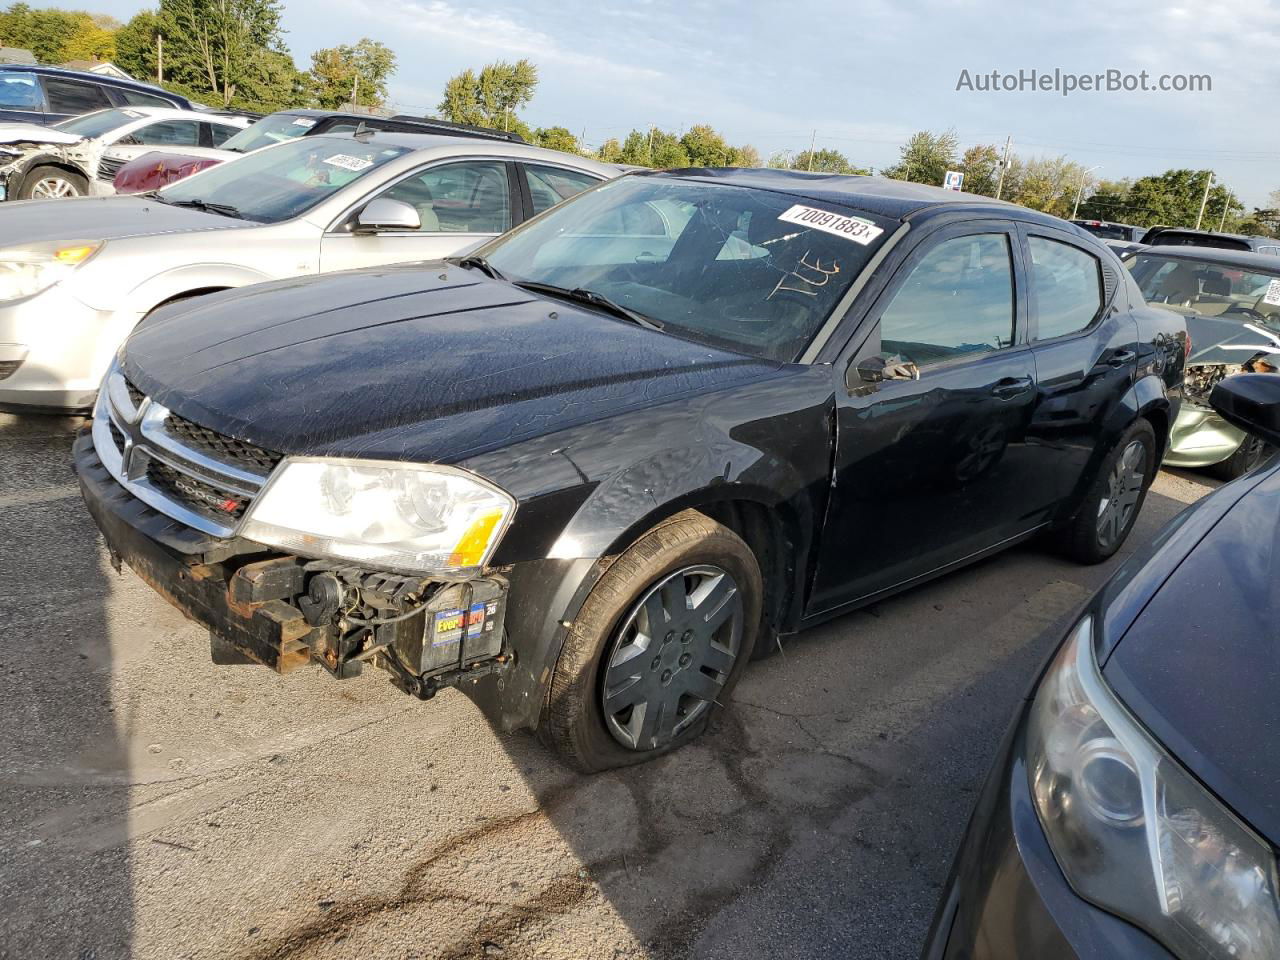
[955,68,1211,96]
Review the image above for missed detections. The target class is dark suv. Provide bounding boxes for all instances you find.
[76,170,1187,771]
[0,64,194,124]
[1143,226,1280,255]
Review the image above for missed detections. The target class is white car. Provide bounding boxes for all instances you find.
[0,130,617,411]
[0,107,250,200]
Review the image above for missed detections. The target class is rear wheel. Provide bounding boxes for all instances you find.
[542,510,761,772]
[21,166,87,200]
[1057,419,1155,564]
[1205,434,1273,482]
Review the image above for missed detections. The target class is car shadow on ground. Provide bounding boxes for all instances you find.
[0,412,136,959]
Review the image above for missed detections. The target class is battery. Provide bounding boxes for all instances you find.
[388,577,507,678]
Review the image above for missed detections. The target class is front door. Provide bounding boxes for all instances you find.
[319,159,517,272]
[808,224,1043,616]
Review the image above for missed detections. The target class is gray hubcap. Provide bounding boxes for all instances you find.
[32,177,79,198]
[601,564,743,751]
[1097,440,1147,548]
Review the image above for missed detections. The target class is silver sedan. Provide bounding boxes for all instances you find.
[0,131,616,411]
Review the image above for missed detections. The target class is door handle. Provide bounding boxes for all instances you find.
[991,376,1033,400]
[1108,349,1137,367]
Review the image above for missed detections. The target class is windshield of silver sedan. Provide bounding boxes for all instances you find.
[153,136,412,223]
[1128,252,1280,329]
[479,175,895,362]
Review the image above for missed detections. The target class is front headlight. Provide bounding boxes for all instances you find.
[0,241,100,301]
[1028,616,1280,959]
[240,458,515,575]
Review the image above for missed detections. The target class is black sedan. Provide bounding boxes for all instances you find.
[76,167,1185,771]
[924,374,1280,960]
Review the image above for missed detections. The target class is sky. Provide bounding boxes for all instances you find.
[86,0,1280,207]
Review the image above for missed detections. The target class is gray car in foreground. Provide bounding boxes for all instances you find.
[0,131,615,412]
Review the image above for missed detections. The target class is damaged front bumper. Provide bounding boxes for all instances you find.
[75,428,513,699]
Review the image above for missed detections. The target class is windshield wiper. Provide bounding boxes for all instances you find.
[513,281,664,331]
[165,198,244,220]
[447,254,505,281]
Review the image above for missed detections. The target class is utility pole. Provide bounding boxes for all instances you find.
[647,124,655,163]
[1194,171,1214,230]
[156,32,163,83]
[995,135,1012,200]
[806,129,816,172]
[1071,165,1102,219]
[1218,200,1230,232]
[351,73,359,107]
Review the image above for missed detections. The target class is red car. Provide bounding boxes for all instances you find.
[113,152,223,193]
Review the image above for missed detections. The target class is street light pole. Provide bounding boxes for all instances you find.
[1071,165,1102,220]
[995,135,1012,200]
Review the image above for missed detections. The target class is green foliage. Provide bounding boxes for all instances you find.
[763,147,865,174]
[309,38,395,109]
[438,58,538,132]
[114,10,160,79]
[0,3,115,63]
[595,137,624,164]
[157,0,293,107]
[1078,169,1241,229]
[881,129,959,186]
[958,144,1002,197]
[533,125,580,154]
[598,124,756,169]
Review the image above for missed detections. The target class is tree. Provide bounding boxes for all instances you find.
[882,129,958,185]
[958,144,1002,197]
[438,59,538,132]
[533,126,579,154]
[0,4,115,63]
[730,144,760,167]
[790,148,867,175]
[594,137,623,164]
[159,0,290,108]
[1082,169,1241,229]
[1006,155,1093,218]
[114,10,161,80]
[309,38,395,109]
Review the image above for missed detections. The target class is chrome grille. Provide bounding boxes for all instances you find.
[96,155,127,182]
[91,366,274,537]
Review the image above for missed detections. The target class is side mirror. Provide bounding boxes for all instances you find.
[849,353,920,388]
[354,197,420,233]
[1210,373,1280,447]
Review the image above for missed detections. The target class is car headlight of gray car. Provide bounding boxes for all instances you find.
[239,457,516,575]
[1027,615,1280,959]
[0,241,101,301]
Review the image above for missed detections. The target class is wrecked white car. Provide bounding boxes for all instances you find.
[1126,245,1280,478]
[0,107,249,200]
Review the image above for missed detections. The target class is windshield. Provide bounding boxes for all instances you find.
[479,176,894,362]
[1127,252,1280,328]
[219,113,320,153]
[53,108,137,139]
[157,136,411,224]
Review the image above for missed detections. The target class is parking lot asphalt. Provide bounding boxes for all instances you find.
[0,411,1219,960]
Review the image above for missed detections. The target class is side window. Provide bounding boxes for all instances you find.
[127,119,201,147]
[45,78,112,115]
[878,233,1015,367]
[377,160,510,234]
[117,89,177,108]
[0,72,42,110]
[523,164,600,215]
[207,122,239,147]
[1028,236,1103,340]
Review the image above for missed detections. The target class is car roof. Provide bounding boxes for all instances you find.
[0,63,191,100]
[638,167,1062,225]
[302,130,618,172]
[1129,245,1280,271]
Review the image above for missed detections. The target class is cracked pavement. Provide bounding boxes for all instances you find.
[0,412,1218,960]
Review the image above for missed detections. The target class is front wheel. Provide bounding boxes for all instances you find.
[1205,434,1273,482]
[20,166,87,200]
[1056,419,1156,565]
[542,510,761,772]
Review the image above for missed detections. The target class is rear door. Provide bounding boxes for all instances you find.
[1020,225,1139,509]
[42,76,112,123]
[319,159,517,271]
[808,221,1043,615]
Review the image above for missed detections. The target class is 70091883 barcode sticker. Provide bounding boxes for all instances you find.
[777,204,884,245]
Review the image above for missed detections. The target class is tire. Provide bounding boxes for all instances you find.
[542,509,762,773]
[1056,419,1156,565]
[1205,434,1273,482]
[20,166,88,200]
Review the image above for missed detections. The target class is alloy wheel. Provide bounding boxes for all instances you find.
[601,564,743,751]
[1096,440,1147,549]
[31,177,80,199]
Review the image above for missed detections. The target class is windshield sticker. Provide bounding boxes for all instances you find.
[292,117,317,128]
[768,250,842,300]
[121,109,145,119]
[1265,279,1280,306]
[323,154,373,172]
[777,204,884,245]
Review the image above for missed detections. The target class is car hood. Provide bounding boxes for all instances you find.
[1185,312,1280,366]
[0,121,81,145]
[114,147,236,166]
[121,264,785,463]
[0,195,248,245]
[1104,464,1280,846]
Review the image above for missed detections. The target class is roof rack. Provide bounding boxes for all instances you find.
[386,115,526,144]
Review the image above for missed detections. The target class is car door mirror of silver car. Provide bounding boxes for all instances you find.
[1210,372,1280,447]
[849,353,920,389]
[354,198,421,233]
